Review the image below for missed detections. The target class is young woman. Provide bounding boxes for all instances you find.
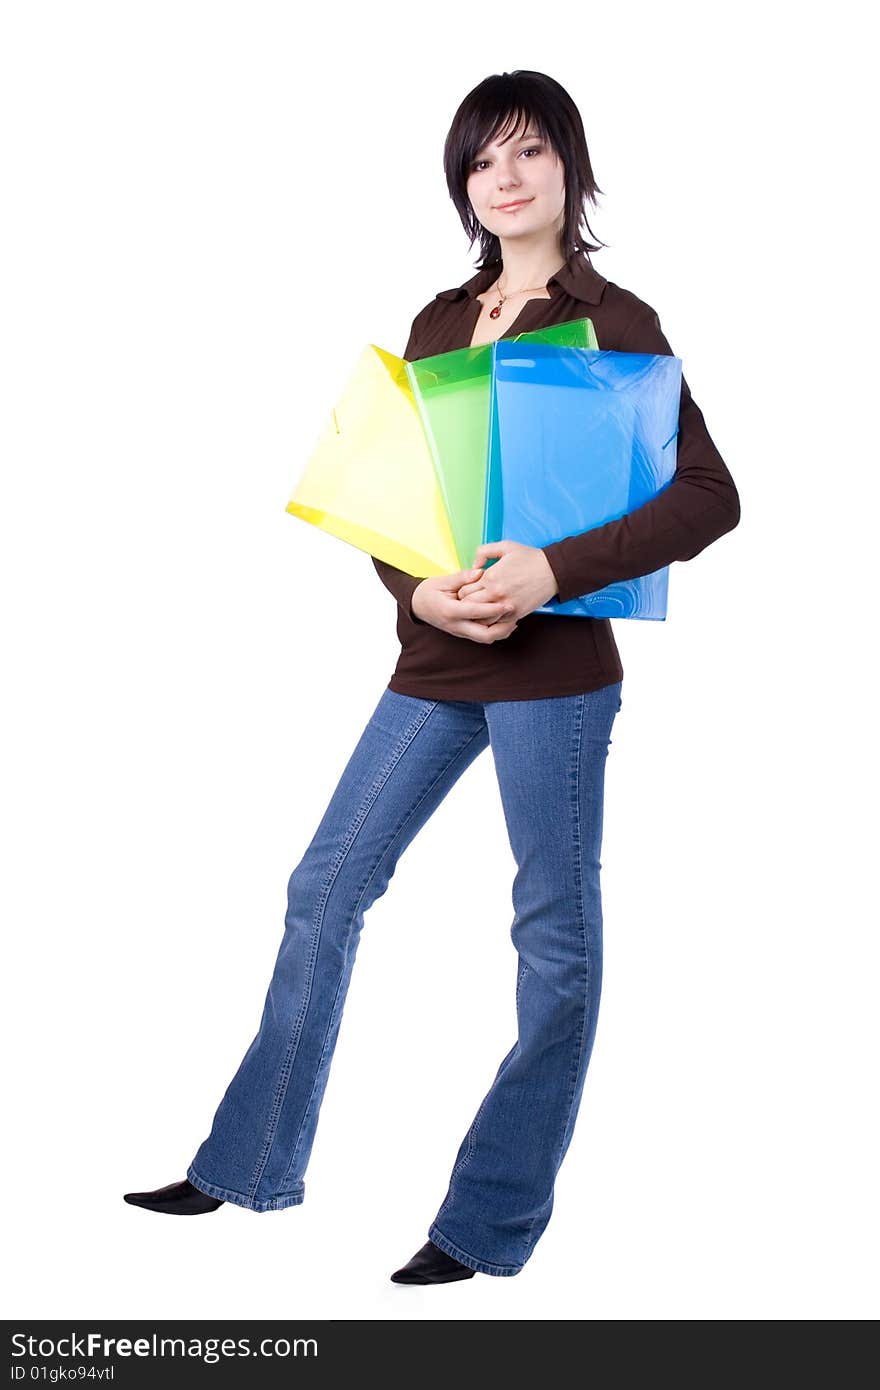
[125,70,740,1284]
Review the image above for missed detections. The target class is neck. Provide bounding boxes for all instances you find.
[495,236,567,294]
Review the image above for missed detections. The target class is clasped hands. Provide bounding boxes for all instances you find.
[411,540,558,644]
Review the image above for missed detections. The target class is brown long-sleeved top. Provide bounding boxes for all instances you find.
[373,250,740,702]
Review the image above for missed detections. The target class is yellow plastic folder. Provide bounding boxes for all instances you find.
[286,344,457,577]
[286,318,598,577]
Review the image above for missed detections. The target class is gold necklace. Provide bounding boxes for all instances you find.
[488,276,553,320]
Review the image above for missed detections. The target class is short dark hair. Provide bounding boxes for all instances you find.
[443,70,607,270]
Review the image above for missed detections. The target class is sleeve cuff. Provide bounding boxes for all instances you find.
[406,579,427,625]
[540,539,604,606]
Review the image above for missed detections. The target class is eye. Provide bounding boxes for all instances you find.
[471,146,543,172]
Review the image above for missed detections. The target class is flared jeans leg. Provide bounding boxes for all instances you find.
[428,681,623,1276]
[188,689,489,1212]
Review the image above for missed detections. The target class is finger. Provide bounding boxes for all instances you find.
[451,620,502,643]
[436,567,481,591]
[482,604,517,625]
[452,617,518,643]
[455,598,510,621]
[479,621,518,642]
[473,541,510,564]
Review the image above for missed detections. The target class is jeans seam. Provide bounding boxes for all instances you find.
[523,692,590,1256]
[248,699,442,1200]
[186,1163,304,1212]
[428,1222,523,1277]
[280,717,490,1190]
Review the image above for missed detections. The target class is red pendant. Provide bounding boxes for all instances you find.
[489,304,502,319]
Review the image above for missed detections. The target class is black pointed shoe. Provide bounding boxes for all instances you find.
[123,1178,225,1214]
[390,1239,476,1284]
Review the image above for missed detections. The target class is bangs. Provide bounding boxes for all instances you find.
[471,103,554,162]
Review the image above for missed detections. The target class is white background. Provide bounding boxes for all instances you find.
[2,0,876,1322]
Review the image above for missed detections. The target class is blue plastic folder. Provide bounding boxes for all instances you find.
[484,342,683,618]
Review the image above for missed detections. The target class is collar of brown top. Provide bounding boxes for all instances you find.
[434,251,607,306]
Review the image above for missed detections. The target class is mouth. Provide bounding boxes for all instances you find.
[496,198,533,211]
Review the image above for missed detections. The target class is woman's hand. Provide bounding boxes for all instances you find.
[456,540,558,616]
[412,565,521,643]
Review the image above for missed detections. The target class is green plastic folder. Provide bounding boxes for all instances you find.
[407,317,598,571]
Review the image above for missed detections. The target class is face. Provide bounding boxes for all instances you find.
[466,116,566,247]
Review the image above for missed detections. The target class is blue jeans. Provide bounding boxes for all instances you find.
[187,679,622,1276]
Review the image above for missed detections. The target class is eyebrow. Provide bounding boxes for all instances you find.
[476,132,543,154]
